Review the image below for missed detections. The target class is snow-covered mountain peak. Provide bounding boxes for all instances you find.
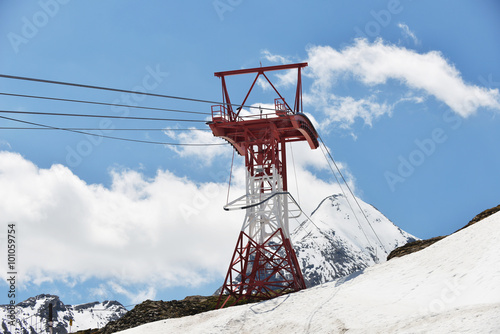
[292,193,417,287]
[0,294,127,334]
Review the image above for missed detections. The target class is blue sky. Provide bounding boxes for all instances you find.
[0,0,499,307]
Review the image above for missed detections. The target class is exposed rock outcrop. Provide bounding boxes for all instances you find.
[95,296,220,334]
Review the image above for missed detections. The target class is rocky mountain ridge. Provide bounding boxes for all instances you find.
[95,295,221,334]
[0,294,127,334]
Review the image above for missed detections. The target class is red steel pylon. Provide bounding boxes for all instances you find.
[208,63,319,307]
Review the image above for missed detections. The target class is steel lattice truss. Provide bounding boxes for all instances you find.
[208,63,318,307]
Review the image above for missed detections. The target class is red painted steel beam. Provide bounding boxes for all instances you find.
[214,62,308,77]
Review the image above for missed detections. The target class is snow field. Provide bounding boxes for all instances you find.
[118,211,500,333]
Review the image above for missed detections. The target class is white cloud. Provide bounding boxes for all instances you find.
[397,23,420,45]
[109,282,156,305]
[163,128,232,165]
[0,140,11,149]
[89,284,109,300]
[265,39,500,129]
[304,91,393,129]
[304,39,500,121]
[275,141,358,215]
[257,76,272,91]
[0,151,241,293]
[261,49,293,64]
[0,149,355,302]
[259,50,302,89]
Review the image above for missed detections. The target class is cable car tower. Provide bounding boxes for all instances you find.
[209,63,319,307]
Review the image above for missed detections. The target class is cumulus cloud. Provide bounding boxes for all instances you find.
[285,141,354,209]
[304,39,500,120]
[304,92,393,129]
[109,282,156,305]
[163,128,232,165]
[0,149,351,302]
[257,76,272,91]
[261,49,293,65]
[0,151,241,296]
[263,39,500,128]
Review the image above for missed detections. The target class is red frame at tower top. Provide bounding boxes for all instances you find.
[213,62,308,122]
[208,62,319,155]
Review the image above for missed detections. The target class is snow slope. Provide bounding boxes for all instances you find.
[292,194,416,287]
[118,211,500,333]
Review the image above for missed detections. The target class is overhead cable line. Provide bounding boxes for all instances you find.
[289,142,301,205]
[0,110,207,122]
[317,139,374,251]
[317,134,386,255]
[0,74,222,104]
[0,74,277,112]
[0,92,211,116]
[0,115,227,147]
[0,127,210,131]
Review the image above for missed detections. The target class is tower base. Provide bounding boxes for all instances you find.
[218,228,306,308]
